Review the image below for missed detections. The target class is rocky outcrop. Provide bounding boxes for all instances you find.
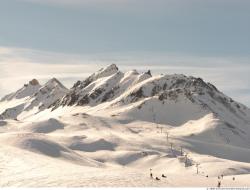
[29,79,40,86]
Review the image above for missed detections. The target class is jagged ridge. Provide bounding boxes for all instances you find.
[51,64,152,109]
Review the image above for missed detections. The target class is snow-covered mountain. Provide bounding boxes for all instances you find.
[1,64,250,146]
[0,78,68,120]
[48,64,250,148]
[1,64,250,187]
[50,65,248,122]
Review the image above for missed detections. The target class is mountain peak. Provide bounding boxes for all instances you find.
[45,78,67,90]
[145,70,152,77]
[71,64,119,90]
[101,64,118,72]
[29,79,40,86]
[94,64,119,78]
[1,79,41,102]
[47,77,60,84]
[49,77,59,82]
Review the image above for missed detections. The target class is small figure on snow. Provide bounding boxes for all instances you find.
[206,175,208,178]
[217,181,221,188]
[162,174,167,178]
[155,177,160,181]
[232,177,235,181]
[150,168,153,178]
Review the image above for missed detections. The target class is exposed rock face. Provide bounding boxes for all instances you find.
[52,64,120,108]
[145,70,152,77]
[52,65,157,110]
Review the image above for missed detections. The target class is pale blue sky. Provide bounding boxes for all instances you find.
[1,0,250,55]
[0,0,250,106]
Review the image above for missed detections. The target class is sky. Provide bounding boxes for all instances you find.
[0,0,250,106]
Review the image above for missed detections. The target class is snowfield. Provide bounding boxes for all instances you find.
[0,64,250,187]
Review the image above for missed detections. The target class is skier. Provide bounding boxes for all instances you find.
[150,168,153,178]
[217,180,221,188]
[155,177,160,181]
[162,174,167,178]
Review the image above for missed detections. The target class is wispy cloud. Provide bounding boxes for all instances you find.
[0,46,250,106]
